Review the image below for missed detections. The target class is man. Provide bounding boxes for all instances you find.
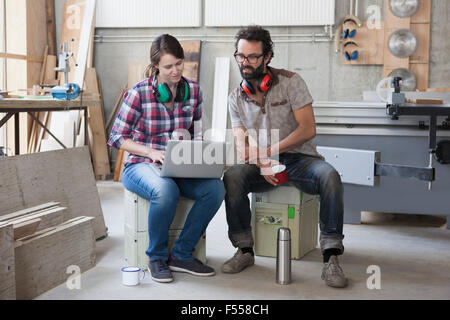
[222,25,348,288]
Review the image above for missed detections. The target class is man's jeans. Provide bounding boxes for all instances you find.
[123,162,225,261]
[223,153,345,255]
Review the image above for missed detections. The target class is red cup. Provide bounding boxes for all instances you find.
[272,164,288,185]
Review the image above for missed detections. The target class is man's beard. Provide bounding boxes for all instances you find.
[240,62,265,80]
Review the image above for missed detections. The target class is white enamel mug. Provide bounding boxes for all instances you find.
[121,266,145,286]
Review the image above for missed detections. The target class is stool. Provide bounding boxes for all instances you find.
[251,184,319,259]
[124,189,206,269]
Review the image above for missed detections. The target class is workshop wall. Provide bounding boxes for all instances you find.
[55,0,450,168]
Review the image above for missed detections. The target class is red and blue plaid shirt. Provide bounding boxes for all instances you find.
[107,77,203,165]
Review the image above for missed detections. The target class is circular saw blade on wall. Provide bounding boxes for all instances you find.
[388,68,417,91]
[388,29,418,58]
[389,0,419,18]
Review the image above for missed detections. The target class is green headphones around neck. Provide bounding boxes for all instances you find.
[152,73,190,104]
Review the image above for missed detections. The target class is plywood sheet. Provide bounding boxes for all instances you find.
[0,224,15,300]
[341,21,384,65]
[0,147,107,239]
[14,216,96,300]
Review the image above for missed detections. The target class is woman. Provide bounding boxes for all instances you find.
[108,34,225,283]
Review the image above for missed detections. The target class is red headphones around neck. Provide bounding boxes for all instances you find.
[240,73,273,95]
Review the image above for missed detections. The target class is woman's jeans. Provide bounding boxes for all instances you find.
[123,162,225,262]
[223,153,345,255]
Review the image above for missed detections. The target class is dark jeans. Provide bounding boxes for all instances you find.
[223,153,345,255]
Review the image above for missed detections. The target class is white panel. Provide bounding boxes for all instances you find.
[317,146,380,186]
[205,0,335,26]
[209,57,230,143]
[96,0,201,27]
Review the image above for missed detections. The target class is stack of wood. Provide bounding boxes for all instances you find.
[0,203,96,300]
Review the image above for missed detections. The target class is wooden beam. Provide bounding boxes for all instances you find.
[13,218,41,240]
[0,202,60,222]
[45,0,57,56]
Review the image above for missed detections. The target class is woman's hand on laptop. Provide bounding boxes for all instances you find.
[147,148,165,164]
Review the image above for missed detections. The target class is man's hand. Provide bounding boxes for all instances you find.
[257,159,280,186]
[244,146,271,164]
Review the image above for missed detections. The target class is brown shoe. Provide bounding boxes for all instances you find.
[221,249,255,274]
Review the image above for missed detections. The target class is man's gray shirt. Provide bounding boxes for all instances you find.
[228,67,322,158]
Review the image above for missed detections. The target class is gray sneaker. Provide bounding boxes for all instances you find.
[221,249,255,274]
[321,255,348,288]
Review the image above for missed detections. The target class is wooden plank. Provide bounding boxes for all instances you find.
[45,0,57,55]
[0,147,107,239]
[0,202,60,222]
[36,111,49,151]
[84,67,100,94]
[341,22,384,65]
[383,0,410,76]
[73,0,95,87]
[410,22,430,64]
[105,84,127,130]
[3,206,65,231]
[59,0,85,85]
[127,62,148,88]
[39,46,49,85]
[409,0,431,91]
[88,101,111,177]
[43,55,57,83]
[0,224,16,300]
[59,0,96,87]
[118,151,128,182]
[410,63,429,91]
[13,218,41,240]
[411,0,431,24]
[14,216,96,300]
[180,40,202,82]
[113,149,124,182]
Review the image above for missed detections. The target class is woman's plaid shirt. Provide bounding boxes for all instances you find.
[107,77,203,165]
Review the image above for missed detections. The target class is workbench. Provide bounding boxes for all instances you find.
[0,97,110,177]
[313,101,450,229]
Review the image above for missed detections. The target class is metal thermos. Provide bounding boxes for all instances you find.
[276,227,291,285]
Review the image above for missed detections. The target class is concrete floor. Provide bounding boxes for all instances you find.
[36,181,450,300]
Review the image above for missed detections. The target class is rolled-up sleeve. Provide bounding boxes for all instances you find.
[288,73,313,110]
[107,88,142,150]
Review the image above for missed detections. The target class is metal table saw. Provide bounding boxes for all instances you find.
[312,89,450,229]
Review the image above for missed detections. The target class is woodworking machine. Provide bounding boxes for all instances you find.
[316,77,450,191]
[51,40,81,100]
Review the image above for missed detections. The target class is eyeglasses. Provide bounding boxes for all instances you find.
[234,52,265,64]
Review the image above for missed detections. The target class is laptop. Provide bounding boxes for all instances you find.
[157,140,226,178]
